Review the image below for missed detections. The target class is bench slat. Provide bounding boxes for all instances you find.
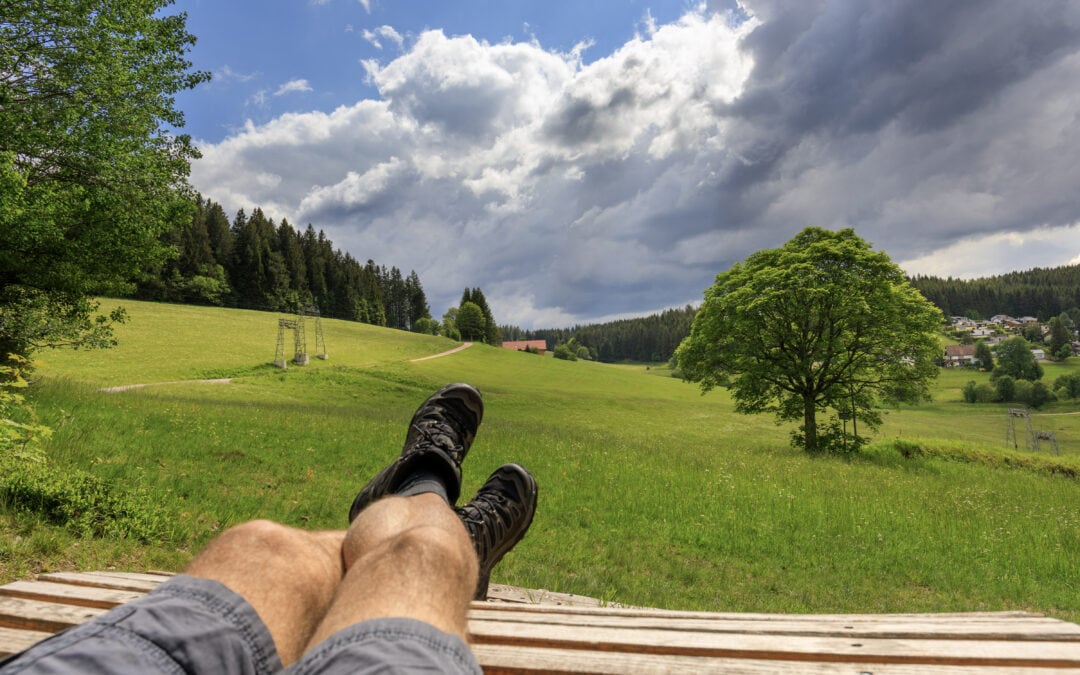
[472,643,1077,675]
[0,597,107,633]
[469,607,1080,641]
[0,580,145,609]
[34,572,165,593]
[468,618,1080,667]
[0,626,54,659]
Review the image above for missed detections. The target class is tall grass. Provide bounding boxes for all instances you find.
[7,300,1079,622]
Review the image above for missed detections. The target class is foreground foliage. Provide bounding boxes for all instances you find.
[0,0,207,365]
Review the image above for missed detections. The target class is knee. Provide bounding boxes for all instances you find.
[345,494,464,565]
[369,520,475,583]
[219,519,294,551]
[201,519,324,569]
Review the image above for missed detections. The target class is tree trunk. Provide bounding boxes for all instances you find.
[803,394,818,453]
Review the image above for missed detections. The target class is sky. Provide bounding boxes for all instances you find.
[170,0,1080,328]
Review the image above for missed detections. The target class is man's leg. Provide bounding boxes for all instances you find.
[0,520,343,674]
[182,383,485,664]
[304,492,477,648]
[185,521,345,665]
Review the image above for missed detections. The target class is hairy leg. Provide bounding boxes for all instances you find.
[305,493,478,649]
[185,520,345,665]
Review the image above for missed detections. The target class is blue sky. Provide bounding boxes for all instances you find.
[169,0,1080,328]
[174,0,699,143]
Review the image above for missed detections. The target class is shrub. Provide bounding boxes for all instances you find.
[1,355,51,461]
[1053,374,1080,399]
[411,317,439,335]
[974,383,997,403]
[0,461,175,543]
[994,375,1016,402]
[1024,381,1055,408]
[553,344,577,361]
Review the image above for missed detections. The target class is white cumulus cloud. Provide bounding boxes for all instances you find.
[190,2,1080,327]
[274,79,313,96]
[362,25,404,51]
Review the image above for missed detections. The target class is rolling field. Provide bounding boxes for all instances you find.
[4,299,1079,621]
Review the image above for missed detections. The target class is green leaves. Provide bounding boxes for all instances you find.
[0,0,207,362]
[677,227,942,453]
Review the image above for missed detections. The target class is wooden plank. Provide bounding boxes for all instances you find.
[472,602,1046,621]
[0,626,54,659]
[468,607,1080,641]
[467,619,1080,668]
[82,571,174,584]
[0,580,145,609]
[472,644,1080,674]
[0,597,107,633]
[35,572,163,593]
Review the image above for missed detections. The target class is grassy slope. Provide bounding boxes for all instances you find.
[7,299,1080,621]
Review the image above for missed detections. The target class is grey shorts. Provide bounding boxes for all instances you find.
[1,575,481,675]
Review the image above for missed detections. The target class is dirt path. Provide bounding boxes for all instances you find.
[99,342,474,392]
[409,342,473,362]
[99,378,232,393]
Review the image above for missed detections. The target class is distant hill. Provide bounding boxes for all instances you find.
[909,265,1080,322]
[501,305,696,363]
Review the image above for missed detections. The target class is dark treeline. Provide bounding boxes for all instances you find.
[909,265,1080,321]
[502,305,697,363]
[133,197,431,330]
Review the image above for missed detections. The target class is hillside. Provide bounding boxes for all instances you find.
[5,300,1079,621]
[910,264,1080,321]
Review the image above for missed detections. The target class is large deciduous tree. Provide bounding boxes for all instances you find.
[456,302,485,342]
[0,0,208,365]
[992,336,1043,381]
[676,228,942,454]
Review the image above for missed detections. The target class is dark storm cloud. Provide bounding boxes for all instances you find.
[191,3,1080,327]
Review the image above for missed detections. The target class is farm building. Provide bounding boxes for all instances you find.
[502,340,547,355]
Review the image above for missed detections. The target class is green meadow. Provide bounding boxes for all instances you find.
[4,299,1079,622]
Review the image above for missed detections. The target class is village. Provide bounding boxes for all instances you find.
[943,314,1080,366]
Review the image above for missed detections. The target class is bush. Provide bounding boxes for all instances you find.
[411,317,438,335]
[0,460,175,542]
[994,375,1016,402]
[1053,374,1080,399]
[553,344,577,361]
[1018,381,1055,408]
[1,355,51,460]
[1012,379,1032,405]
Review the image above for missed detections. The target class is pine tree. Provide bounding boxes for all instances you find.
[405,271,430,328]
[278,219,307,302]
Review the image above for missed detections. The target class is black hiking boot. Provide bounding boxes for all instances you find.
[348,383,484,522]
[456,463,538,600]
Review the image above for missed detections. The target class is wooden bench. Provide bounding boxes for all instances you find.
[2,572,1080,672]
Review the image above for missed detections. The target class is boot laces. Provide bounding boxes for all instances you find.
[459,490,516,559]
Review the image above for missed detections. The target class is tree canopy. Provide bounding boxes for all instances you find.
[137,198,431,330]
[0,0,208,363]
[456,302,485,341]
[459,288,499,345]
[676,227,942,454]
[974,340,994,370]
[992,336,1043,381]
